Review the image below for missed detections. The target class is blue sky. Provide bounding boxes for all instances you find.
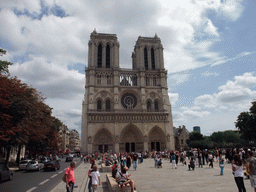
[0,0,255,135]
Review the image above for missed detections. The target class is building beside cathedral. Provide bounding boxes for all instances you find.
[81,30,175,153]
[174,125,190,151]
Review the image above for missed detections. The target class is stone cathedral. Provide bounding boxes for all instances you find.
[81,30,175,153]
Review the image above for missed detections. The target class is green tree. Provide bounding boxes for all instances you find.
[209,130,243,148]
[235,101,256,143]
[186,132,206,149]
[0,49,12,73]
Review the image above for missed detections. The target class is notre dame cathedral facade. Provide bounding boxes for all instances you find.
[81,30,175,153]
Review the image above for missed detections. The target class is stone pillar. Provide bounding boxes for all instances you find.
[115,143,119,153]
[144,142,148,152]
[88,144,93,153]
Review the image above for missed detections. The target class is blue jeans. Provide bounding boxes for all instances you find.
[155,160,158,167]
[133,161,138,170]
[88,178,92,192]
[66,182,74,192]
[220,166,224,174]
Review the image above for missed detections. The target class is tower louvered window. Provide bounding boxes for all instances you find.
[106,45,110,68]
[144,48,148,70]
[97,44,102,68]
[151,48,155,70]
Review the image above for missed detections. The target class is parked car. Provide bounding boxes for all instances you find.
[26,160,44,171]
[44,161,60,171]
[0,164,13,182]
[19,160,31,171]
[40,157,51,164]
[66,156,73,162]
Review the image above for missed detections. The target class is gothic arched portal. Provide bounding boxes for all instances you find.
[93,128,114,153]
[148,126,166,151]
[119,124,144,153]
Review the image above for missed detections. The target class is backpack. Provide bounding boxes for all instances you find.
[112,166,118,178]
[62,167,71,182]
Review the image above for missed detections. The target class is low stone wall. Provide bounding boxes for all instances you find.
[106,173,131,192]
[101,163,112,172]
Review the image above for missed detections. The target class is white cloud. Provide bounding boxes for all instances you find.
[168,92,179,106]
[0,0,41,14]
[201,71,219,77]
[173,72,256,132]
[212,52,253,66]
[196,72,256,109]
[9,56,85,99]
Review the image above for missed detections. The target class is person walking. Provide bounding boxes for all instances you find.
[171,153,177,169]
[88,158,96,192]
[246,151,256,192]
[65,161,76,192]
[232,154,246,192]
[133,153,138,171]
[126,155,132,169]
[90,165,101,192]
[219,154,225,175]
[209,152,213,168]
[154,154,159,168]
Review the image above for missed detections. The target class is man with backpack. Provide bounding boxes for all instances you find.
[246,150,256,192]
[65,161,76,192]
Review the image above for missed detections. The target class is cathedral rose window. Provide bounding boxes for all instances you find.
[121,93,137,109]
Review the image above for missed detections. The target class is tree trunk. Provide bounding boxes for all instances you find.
[16,144,21,165]
[5,146,11,166]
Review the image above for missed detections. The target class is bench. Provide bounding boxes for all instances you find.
[106,173,131,192]
[101,163,112,172]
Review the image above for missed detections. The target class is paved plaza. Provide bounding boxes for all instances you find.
[52,158,254,192]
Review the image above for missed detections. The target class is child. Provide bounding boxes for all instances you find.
[188,157,195,171]
[90,165,101,192]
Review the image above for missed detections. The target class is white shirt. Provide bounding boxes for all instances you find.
[233,164,244,177]
[116,171,128,181]
[90,171,100,185]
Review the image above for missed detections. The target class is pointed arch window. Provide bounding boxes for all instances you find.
[106,100,111,111]
[106,75,111,84]
[97,44,102,68]
[144,47,148,70]
[154,101,159,112]
[97,100,102,111]
[106,45,110,68]
[153,77,157,86]
[147,101,151,112]
[151,48,155,70]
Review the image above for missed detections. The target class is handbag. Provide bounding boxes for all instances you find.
[62,167,71,182]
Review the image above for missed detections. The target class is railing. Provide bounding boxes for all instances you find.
[87,112,169,123]
[88,109,167,113]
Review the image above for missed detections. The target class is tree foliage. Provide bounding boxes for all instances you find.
[0,74,63,164]
[209,130,243,148]
[235,101,256,143]
[0,49,12,73]
[186,132,207,149]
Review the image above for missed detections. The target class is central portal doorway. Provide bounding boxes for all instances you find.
[125,142,136,152]
[151,142,160,151]
[98,145,108,153]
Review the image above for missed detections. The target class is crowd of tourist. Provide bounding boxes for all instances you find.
[81,147,256,192]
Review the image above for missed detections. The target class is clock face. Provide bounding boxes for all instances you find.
[121,93,137,109]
